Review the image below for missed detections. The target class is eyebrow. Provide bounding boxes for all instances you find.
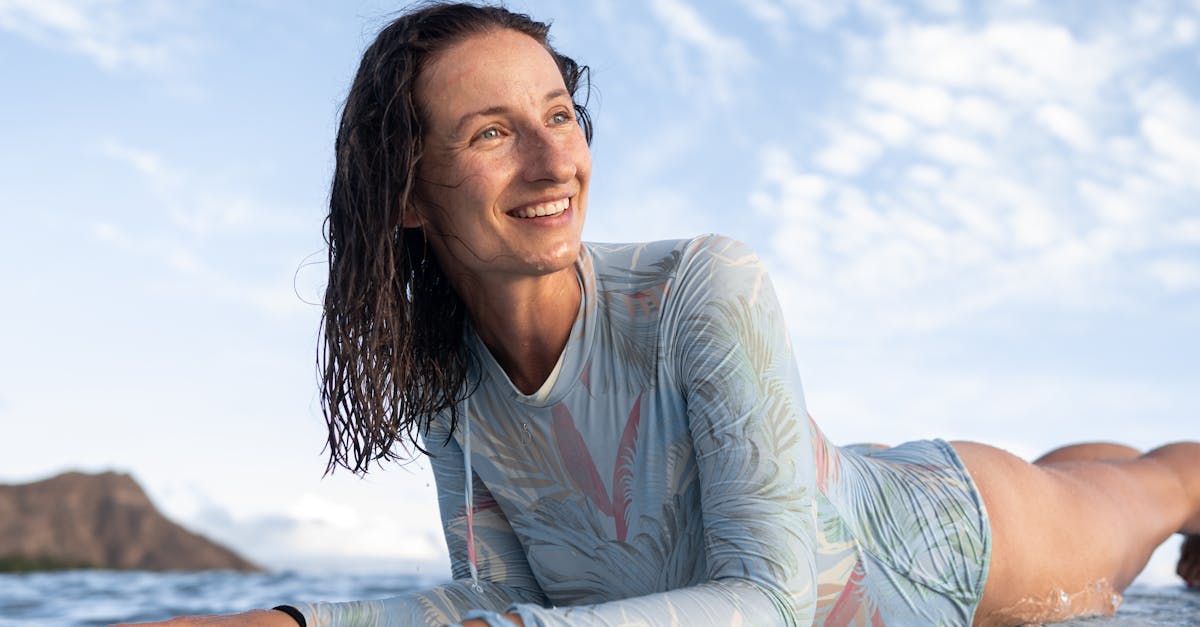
[450,88,571,138]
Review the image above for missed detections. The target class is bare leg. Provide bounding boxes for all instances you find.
[953,441,1200,626]
[1033,442,1140,465]
[1034,441,1200,591]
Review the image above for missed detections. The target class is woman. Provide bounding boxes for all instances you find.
[132,4,1199,626]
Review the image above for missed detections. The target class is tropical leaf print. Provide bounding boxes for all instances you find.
[306,237,989,625]
[464,393,577,505]
[551,403,614,518]
[594,244,681,293]
[522,467,705,606]
[612,393,642,542]
[810,416,842,495]
[600,289,662,394]
[822,557,883,627]
[547,394,643,542]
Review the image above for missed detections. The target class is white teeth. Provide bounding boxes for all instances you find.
[511,198,569,219]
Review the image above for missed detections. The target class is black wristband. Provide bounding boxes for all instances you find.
[272,605,307,627]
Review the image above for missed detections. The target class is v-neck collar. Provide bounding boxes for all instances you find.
[467,245,596,408]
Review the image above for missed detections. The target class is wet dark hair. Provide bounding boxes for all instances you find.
[320,2,592,474]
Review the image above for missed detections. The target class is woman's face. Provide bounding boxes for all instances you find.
[410,28,591,286]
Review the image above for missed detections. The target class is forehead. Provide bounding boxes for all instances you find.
[417,29,566,126]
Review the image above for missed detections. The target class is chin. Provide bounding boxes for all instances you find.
[524,242,582,274]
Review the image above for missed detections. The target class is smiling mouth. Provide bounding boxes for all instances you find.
[508,197,569,219]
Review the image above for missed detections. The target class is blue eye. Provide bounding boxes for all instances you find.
[478,127,501,140]
[550,111,570,125]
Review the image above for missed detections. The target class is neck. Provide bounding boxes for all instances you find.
[454,265,581,395]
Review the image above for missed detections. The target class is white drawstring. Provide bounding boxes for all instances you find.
[461,395,484,594]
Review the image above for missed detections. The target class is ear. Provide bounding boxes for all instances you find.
[400,205,426,228]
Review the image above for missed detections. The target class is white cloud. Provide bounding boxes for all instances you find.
[1172,16,1197,44]
[743,0,919,37]
[0,0,196,73]
[921,0,961,17]
[906,163,944,187]
[1136,83,1200,191]
[737,0,792,43]
[1170,218,1200,244]
[100,138,306,237]
[860,78,954,126]
[1034,103,1095,151]
[1077,179,1149,228]
[94,138,317,317]
[978,21,1110,95]
[648,0,755,104]
[858,108,916,145]
[150,476,447,571]
[89,216,210,277]
[868,19,1125,113]
[917,132,991,169]
[1147,259,1200,292]
[814,131,883,176]
[747,2,1200,338]
[952,96,1009,136]
[204,498,443,568]
[779,0,851,30]
[100,138,174,183]
[92,222,129,246]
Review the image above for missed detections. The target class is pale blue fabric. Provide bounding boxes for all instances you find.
[295,236,990,626]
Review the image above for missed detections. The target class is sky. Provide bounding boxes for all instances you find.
[1,0,1198,587]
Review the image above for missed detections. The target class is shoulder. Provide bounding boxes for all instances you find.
[661,235,783,340]
[586,236,780,339]
[665,235,772,304]
[676,234,766,279]
[583,234,759,259]
[584,234,765,288]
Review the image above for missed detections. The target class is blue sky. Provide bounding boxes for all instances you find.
[1,0,1197,585]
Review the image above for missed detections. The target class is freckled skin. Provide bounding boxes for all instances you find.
[407,29,592,396]
[408,29,591,284]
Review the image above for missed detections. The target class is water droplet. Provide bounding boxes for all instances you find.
[1058,590,1070,608]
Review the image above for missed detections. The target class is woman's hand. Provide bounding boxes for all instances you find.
[110,609,296,627]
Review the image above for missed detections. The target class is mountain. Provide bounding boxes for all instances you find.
[0,471,259,571]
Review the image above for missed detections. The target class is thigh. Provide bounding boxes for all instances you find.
[952,441,1182,625]
[837,440,991,621]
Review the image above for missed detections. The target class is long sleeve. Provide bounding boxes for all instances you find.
[292,418,547,626]
[504,236,818,626]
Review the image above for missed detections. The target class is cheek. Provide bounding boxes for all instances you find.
[572,136,593,178]
[417,167,472,213]
[436,161,501,204]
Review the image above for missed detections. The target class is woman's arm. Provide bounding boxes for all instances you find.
[120,238,816,627]
[115,418,546,627]
[290,422,548,626]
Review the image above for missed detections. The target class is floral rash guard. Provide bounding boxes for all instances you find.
[295,236,991,626]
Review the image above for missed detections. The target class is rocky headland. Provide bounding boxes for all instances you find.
[0,471,258,571]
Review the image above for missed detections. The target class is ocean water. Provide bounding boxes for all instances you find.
[0,570,1196,626]
[0,570,438,626]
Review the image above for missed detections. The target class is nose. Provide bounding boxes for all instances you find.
[520,127,577,184]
